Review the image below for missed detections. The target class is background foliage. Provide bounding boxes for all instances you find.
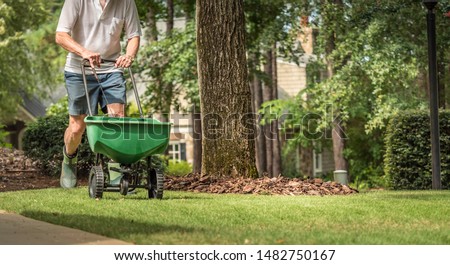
[261,0,450,187]
[0,0,64,122]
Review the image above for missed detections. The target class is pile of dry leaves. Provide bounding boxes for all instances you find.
[1,147,357,195]
[166,173,357,196]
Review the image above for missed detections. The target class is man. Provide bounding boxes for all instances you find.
[55,0,141,188]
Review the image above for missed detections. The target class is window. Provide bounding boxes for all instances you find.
[168,142,186,161]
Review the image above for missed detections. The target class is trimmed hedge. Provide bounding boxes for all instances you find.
[384,110,450,190]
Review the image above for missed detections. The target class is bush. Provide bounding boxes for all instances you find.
[384,110,450,190]
[22,114,95,178]
[166,160,192,176]
[345,118,387,189]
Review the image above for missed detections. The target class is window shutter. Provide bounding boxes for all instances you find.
[180,143,186,161]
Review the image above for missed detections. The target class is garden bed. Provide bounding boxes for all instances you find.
[1,147,357,195]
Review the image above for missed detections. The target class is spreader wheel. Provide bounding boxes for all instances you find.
[120,177,129,196]
[148,168,164,200]
[89,166,104,199]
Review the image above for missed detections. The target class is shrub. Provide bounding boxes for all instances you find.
[346,119,387,189]
[22,114,95,178]
[384,110,450,190]
[166,160,192,176]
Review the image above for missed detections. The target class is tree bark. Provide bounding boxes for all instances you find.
[145,4,158,42]
[250,54,266,176]
[191,104,202,173]
[324,0,349,173]
[160,0,175,123]
[166,0,174,36]
[263,49,273,177]
[331,116,348,170]
[186,0,200,172]
[271,47,282,177]
[196,0,257,178]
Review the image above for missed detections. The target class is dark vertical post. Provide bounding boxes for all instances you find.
[423,0,441,189]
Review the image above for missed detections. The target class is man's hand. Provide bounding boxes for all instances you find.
[116,36,140,68]
[81,50,101,68]
[82,50,101,69]
[115,54,134,68]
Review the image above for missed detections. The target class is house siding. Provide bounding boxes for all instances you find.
[277,61,307,99]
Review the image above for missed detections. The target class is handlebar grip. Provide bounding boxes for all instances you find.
[81,58,117,67]
[102,59,117,64]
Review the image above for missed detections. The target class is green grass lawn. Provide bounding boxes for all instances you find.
[0,188,449,245]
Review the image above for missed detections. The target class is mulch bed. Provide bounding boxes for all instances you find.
[1,147,60,192]
[166,173,358,196]
[1,147,358,195]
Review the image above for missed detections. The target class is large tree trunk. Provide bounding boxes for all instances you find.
[196,0,257,178]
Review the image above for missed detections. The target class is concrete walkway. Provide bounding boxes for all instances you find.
[0,210,131,245]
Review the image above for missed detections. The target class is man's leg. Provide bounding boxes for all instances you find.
[65,114,87,155]
[61,70,100,188]
[99,72,126,117]
[60,114,87,188]
[106,103,125,117]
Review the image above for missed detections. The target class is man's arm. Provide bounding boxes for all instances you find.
[115,36,140,68]
[55,32,101,68]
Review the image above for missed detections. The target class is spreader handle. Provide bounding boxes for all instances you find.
[80,59,144,118]
[81,59,117,67]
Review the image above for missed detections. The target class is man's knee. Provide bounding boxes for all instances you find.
[69,116,87,136]
[107,103,125,117]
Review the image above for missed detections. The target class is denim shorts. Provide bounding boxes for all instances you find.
[64,71,126,115]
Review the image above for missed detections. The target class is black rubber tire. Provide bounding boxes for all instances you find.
[148,168,164,200]
[89,166,104,199]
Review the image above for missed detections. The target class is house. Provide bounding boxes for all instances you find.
[3,94,47,150]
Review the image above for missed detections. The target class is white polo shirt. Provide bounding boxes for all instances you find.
[56,0,142,74]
